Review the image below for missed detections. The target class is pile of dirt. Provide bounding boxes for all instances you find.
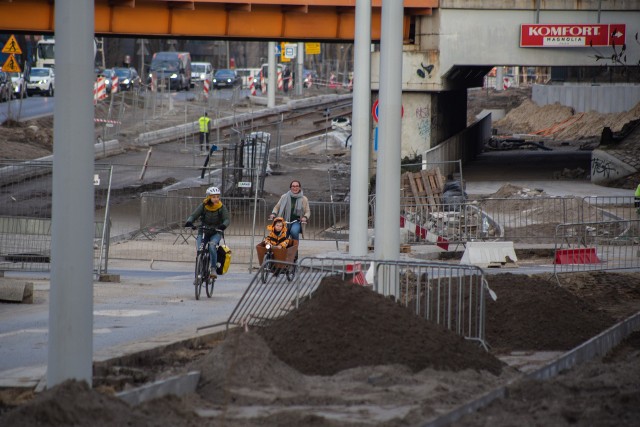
[494,98,640,141]
[485,273,617,353]
[0,118,54,160]
[256,275,504,376]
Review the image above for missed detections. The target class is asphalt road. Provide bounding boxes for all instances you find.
[0,264,256,386]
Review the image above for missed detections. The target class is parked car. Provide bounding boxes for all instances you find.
[212,69,241,89]
[0,71,11,102]
[8,72,26,99]
[191,61,213,85]
[26,67,55,97]
[112,67,141,91]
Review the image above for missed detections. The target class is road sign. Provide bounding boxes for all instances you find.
[372,99,404,123]
[305,42,321,55]
[284,43,297,59]
[2,54,21,73]
[2,35,22,55]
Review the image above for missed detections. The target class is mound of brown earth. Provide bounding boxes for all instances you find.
[485,273,617,353]
[256,275,504,376]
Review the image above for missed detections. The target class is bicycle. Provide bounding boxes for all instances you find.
[192,225,223,300]
[257,219,301,283]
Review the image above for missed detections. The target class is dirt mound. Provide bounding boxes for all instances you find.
[256,275,504,376]
[0,117,54,160]
[485,273,617,353]
[493,99,574,135]
[494,99,640,140]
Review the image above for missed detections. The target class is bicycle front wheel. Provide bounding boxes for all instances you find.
[194,252,206,300]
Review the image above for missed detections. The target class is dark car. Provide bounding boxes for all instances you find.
[112,67,141,91]
[212,69,241,89]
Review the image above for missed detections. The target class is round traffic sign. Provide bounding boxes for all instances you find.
[372,99,403,123]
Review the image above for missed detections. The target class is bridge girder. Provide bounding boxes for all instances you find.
[0,0,436,40]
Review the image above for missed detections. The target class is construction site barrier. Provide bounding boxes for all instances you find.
[222,257,490,349]
[553,219,640,278]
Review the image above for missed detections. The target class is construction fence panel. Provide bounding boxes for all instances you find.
[223,257,489,349]
[553,219,640,276]
[582,196,638,222]
[107,194,268,267]
[0,160,112,273]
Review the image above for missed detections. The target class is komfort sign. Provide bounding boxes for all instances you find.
[520,24,625,47]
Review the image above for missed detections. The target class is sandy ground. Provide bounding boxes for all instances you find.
[1,272,639,426]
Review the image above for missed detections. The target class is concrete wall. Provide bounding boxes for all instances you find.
[369,4,640,91]
[591,149,638,185]
[532,83,640,113]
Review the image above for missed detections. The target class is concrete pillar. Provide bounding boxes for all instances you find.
[48,0,95,387]
[267,41,276,108]
[348,0,371,257]
[374,0,403,296]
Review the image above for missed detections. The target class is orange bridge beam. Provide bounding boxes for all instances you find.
[0,0,436,41]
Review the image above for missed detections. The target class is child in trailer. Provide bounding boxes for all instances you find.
[263,217,291,250]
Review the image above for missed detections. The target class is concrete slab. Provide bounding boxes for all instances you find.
[0,280,33,303]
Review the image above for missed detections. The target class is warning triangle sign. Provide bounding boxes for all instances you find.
[2,35,22,55]
[2,54,22,73]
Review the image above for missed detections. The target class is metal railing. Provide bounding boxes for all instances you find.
[0,161,112,273]
[553,219,640,277]
[222,257,489,349]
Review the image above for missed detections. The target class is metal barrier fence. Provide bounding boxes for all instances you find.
[553,219,640,277]
[105,194,268,267]
[222,257,489,349]
[0,161,112,273]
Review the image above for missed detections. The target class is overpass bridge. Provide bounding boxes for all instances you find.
[1,0,638,155]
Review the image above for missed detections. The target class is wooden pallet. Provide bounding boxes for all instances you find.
[401,168,445,207]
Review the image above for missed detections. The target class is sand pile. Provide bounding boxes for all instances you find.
[494,99,640,140]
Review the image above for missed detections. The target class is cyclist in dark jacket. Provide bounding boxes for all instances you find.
[185,186,230,278]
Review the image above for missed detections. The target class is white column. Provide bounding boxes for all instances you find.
[349,0,372,256]
[48,0,95,387]
[296,42,304,97]
[267,41,276,108]
[374,0,403,296]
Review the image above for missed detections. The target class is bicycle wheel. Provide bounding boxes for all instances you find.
[194,252,204,300]
[205,254,215,298]
[286,250,298,281]
[286,263,296,281]
[261,254,271,284]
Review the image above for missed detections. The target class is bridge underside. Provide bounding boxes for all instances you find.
[0,0,435,40]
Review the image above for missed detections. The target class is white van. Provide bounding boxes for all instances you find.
[235,68,260,89]
[191,62,213,85]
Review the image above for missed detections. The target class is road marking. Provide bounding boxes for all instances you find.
[94,309,159,317]
[0,327,112,338]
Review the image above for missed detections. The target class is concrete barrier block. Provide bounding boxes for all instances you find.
[460,241,518,268]
[0,280,34,303]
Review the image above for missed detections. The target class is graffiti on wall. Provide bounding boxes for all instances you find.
[591,157,618,179]
[415,105,430,138]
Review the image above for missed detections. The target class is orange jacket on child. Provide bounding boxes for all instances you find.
[264,217,291,248]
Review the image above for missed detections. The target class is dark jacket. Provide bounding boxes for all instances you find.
[186,199,230,232]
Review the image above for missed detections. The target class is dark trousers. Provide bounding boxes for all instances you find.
[200,132,210,151]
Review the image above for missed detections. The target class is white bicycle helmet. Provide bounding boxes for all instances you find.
[206,186,221,196]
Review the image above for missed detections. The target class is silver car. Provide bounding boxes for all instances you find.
[26,67,55,97]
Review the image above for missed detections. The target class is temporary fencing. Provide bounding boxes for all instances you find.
[0,161,113,274]
[221,256,490,349]
[553,219,640,277]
